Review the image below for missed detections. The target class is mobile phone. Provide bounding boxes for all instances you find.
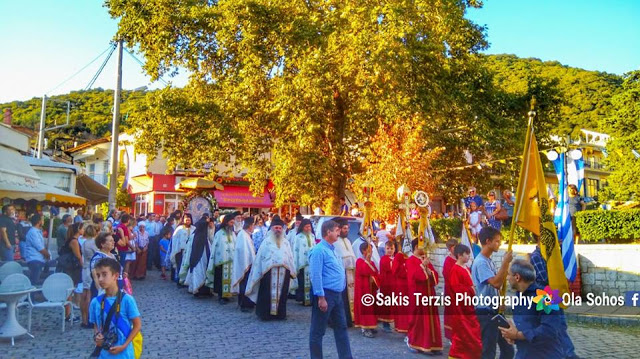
[491,314,510,329]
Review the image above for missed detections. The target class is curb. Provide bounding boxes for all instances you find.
[566,312,640,327]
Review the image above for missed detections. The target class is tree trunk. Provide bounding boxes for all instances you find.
[328,174,347,215]
[327,87,348,215]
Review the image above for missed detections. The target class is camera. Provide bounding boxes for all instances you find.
[101,330,118,350]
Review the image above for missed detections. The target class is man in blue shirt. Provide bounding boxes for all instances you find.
[308,220,352,359]
[24,214,53,285]
[500,259,564,359]
[530,243,578,359]
[74,209,84,224]
[464,186,485,210]
[144,213,161,270]
[471,227,514,359]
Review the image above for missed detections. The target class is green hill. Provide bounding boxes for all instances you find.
[483,54,623,135]
[1,88,149,151]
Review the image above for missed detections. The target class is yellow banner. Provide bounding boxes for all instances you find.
[512,117,569,297]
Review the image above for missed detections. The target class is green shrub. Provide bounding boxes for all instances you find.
[409,218,534,244]
[410,218,462,243]
[500,224,532,244]
[576,209,640,243]
[43,215,62,237]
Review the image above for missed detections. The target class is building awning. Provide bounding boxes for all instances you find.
[0,178,86,207]
[0,145,86,207]
[175,177,224,191]
[214,186,272,208]
[0,145,40,187]
[129,175,153,194]
[76,174,109,204]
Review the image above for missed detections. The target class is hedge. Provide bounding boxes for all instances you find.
[409,218,533,244]
[575,209,640,243]
[410,218,462,243]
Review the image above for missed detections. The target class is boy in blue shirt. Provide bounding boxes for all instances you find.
[158,229,171,279]
[90,258,141,358]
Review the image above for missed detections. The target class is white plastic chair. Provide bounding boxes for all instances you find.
[0,273,34,332]
[0,262,24,282]
[29,273,74,332]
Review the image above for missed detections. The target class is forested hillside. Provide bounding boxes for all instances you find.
[484,54,622,135]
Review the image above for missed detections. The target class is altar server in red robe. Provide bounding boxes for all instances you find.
[392,248,410,333]
[448,244,482,359]
[377,241,395,331]
[354,242,380,338]
[442,238,458,340]
[406,248,443,355]
[404,240,423,327]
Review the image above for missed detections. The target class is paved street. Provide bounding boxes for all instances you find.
[2,269,639,358]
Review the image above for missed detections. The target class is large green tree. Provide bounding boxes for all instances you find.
[106,0,489,212]
[600,71,640,201]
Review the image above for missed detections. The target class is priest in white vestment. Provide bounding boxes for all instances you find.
[286,213,303,297]
[293,218,315,306]
[245,217,296,320]
[206,212,238,304]
[231,217,256,311]
[332,218,356,327]
[186,215,215,296]
[169,213,193,285]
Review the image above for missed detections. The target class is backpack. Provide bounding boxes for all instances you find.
[97,291,143,359]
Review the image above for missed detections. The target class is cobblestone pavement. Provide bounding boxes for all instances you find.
[2,269,640,358]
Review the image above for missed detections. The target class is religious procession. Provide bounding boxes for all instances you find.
[153,112,580,359]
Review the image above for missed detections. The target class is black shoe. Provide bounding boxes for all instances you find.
[81,322,93,329]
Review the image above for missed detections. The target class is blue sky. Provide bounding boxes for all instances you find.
[1,0,638,103]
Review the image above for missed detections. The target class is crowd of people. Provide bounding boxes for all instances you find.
[0,186,579,358]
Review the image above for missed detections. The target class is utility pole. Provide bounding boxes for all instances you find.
[36,95,47,158]
[108,40,123,210]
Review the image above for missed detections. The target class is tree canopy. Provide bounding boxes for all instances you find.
[106,0,489,211]
[600,71,640,201]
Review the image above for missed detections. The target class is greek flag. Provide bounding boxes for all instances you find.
[566,150,585,193]
[550,153,578,282]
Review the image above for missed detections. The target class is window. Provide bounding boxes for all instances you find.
[89,163,95,176]
[36,171,72,193]
[586,178,600,198]
[135,194,148,216]
[163,194,184,216]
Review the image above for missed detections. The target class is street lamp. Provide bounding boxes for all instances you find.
[361,182,374,238]
[397,184,414,254]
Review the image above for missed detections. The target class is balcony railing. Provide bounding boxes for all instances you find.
[584,161,606,170]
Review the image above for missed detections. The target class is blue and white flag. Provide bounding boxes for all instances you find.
[567,149,585,193]
[550,153,578,282]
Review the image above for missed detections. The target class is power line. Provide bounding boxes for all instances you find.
[45,44,116,95]
[124,48,169,86]
[85,45,117,90]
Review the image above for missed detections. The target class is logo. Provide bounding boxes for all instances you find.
[533,285,561,313]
